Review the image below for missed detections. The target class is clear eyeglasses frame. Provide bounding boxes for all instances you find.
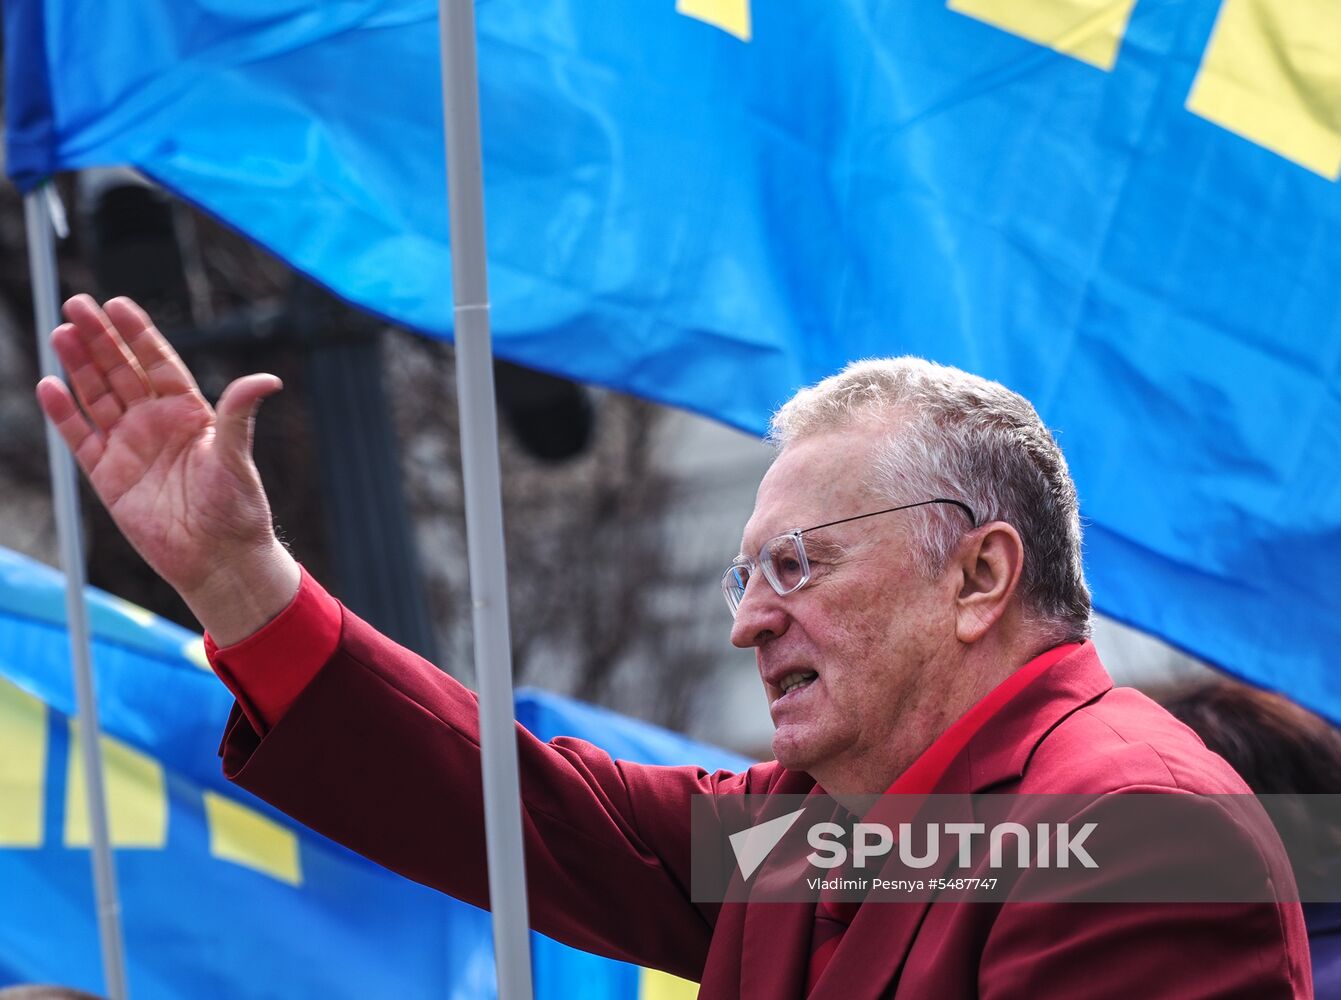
[720,498,977,617]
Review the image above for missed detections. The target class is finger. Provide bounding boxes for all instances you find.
[103,296,200,398]
[215,373,284,462]
[60,294,152,408]
[35,376,106,474]
[51,322,126,434]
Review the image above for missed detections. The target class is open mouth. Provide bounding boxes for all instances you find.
[778,671,818,696]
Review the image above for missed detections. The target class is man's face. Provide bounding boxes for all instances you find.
[731,425,960,793]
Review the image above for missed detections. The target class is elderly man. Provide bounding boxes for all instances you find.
[38,295,1310,997]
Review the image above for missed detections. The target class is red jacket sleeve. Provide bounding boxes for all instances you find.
[217,602,766,980]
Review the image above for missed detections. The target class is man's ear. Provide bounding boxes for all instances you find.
[953,522,1025,644]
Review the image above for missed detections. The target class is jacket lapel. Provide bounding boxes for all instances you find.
[808,784,977,998]
[964,642,1113,793]
[710,770,823,998]
[739,894,817,998]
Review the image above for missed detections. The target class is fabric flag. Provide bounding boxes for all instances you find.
[0,545,744,998]
[4,0,1340,720]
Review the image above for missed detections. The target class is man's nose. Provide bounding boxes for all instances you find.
[730,578,789,648]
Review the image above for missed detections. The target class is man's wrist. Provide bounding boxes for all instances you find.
[183,541,302,646]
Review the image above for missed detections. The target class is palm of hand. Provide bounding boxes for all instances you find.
[36,295,283,600]
[92,392,271,595]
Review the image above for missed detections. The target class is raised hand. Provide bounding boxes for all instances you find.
[36,295,300,644]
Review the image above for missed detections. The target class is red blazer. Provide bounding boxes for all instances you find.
[220,609,1312,998]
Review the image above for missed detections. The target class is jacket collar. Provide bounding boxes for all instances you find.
[956,640,1114,793]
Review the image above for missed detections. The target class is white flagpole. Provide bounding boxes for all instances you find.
[435,2,535,997]
[24,185,131,1000]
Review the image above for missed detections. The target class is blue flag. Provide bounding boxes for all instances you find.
[4,0,1340,718]
[0,546,741,998]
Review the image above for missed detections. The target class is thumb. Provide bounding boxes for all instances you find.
[215,373,283,462]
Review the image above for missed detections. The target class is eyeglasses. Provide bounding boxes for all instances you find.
[721,498,977,617]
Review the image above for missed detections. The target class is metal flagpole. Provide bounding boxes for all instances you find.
[24,185,131,1000]
[436,2,535,997]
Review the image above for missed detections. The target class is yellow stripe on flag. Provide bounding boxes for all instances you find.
[65,724,168,847]
[949,0,1136,71]
[677,0,751,42]
[203,791,303,886]
[0,678,46,847]
[1187,0,1341,180]
[639,967,699,1000]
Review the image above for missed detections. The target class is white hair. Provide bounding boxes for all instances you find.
[769,357,1091,640]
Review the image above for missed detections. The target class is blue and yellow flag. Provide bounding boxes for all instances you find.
[4,0,1340,717]
[0,546,743,997]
